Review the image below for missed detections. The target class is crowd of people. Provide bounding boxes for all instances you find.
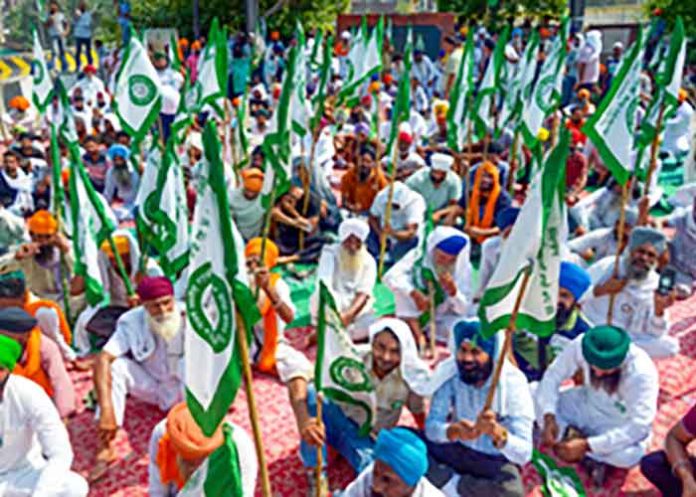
[0,4,695,497]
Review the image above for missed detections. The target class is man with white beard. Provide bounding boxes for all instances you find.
[312,218,377,341]
[90,276,184,481]
[582,227,679,358]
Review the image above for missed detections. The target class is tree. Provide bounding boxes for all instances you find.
[437,0,566,26]
[643,0,696,64]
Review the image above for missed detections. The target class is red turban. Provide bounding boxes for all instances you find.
[136,276,174,301]
[398,131,413,145]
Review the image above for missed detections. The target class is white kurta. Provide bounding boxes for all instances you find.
[0,375,88,497]
[535,337,659,468]
[582,256,678,358]
[147,419,257,497]
[312,243,377,341]
[475,236,503,301]
[102,307,185,425]
[340,463,445,497]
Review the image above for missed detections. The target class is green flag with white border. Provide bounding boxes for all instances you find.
[185,120,260,437]
[582,28,644,185]
[32,28,53,113]
[113,32,163,142]
[532,450,587,497]
[315,282,376,436]
[195,18,228,118]
[479,128,569,338]
[656,16,685,107]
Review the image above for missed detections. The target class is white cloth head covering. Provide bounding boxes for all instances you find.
[339,218,369,243]
[251,83,268,101]
[424,226,473,302]
[368,317,432,396]
[584,30,603,53]
[430,153,454,172]
[187,131,203,152]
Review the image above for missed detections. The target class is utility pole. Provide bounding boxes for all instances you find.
[245,0,258,34]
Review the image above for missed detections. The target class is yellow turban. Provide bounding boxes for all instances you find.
[27,210,57,235]
[100,236,130,257]
[245,238,279,269]
[433,100,449,118]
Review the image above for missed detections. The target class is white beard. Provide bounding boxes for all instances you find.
[147,310,182,343]
[338,246,367,280]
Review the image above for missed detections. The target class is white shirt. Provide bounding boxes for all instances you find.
[0,375,74,495]
[316,243,376,313]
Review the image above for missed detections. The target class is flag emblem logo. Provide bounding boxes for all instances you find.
[329,357,372,392]
[128,75,157,107]
[186,262,234,352]
[535,75,556,113]
[32,61,43,85]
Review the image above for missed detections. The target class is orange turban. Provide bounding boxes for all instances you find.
[100,236,130,257]
[270,31,280,41]
[178,38,189,48]
[8,96,30,111]
[369,81,381,94]
[245,238,279,269]
[241,168,264,193]
[157,402,224,489]
[27,210,57,235]
[577,88,590,100]
[678,89,688,103]
[61,169,70,188]
[191,40,202,51]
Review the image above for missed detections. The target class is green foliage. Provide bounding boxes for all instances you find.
[643,0,696,63]
[438,0,567,25]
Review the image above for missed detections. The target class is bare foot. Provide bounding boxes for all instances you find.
[88,445,117,483]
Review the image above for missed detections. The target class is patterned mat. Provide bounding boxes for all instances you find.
[70,293,696,497]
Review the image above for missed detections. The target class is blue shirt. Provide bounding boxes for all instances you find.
[425,365,534,465]
[73,11,93,39]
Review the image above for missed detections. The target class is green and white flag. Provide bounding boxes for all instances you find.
[168,32,182,72]
[171,71,195,145]
[310,34,334,134]
[582,28,644,185]
[31,28,53,113]
[55,80,78,145]
[473,26,510,139]
[178,424,245,497]
[447,30,474,151]
[315,282,375,436]
[479,128,569,338]
[501,30,539,131]
[195,18,228,118]
[67,146,117,307]
[532,450,586,497]
[136,140,190,279]
[656,16,685,107]
[113,32,163,142]
[291,23,311,139]
[385,28,413,163]
[638,88,677,148]
[185,120,259,437]
[520,19,568,148]
[337,17,383,108]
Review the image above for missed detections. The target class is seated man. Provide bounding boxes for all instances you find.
[640,401,696,497]
[406,153,461,224]
[665,195,696,299]
[568,208,637,264]
[0,307,76,419]
[0,271,75,362]
[537,326,658,484]
[384,227,472,353]
[91,276,185,479]
[244,238,312,380]
[475,207,519,302]
[1,150,34,216]
[289,318,431,493]
[103,144,140,221]
[0,335,88,497]
[228,168,266,241]
[0,210,78,316]
[513,262,593,382]
[341,427,445,497]
[424,320,533,497]
[368,181,425,262]
[380,130,426,181]
[148,402,257,496]
[583,227,679,358]
[313,218,376,341]
[340,145,388,216]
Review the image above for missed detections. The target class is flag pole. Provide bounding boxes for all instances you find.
[235,309,273,497]
[315,391,325,497]
[606,181,630,324]
[427,280,437,357]
[377,145,399,280]
[506,128,520,193]
[256,176,277,300]
[642,102,666,200]
[464,95,474,229]
[482,267,532,412]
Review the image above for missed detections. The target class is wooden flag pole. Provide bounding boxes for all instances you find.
[235,309,273,497]
[482,267,532,412]
[643,103,666,200]
[315,391,325,497]
[464,113,474,229]
[377,145,400,280]
[606,181,630,324]
[506,129,520,194]
[256,175,278,300]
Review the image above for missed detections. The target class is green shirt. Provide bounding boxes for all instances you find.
[406,168,462,212]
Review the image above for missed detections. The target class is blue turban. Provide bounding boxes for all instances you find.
[495,207,520,230]
[107,144,131,161]
[453,320,496,358]
[435,235,467,256]
[374,428,428,487]
[512,27,523,38]
[629,226,667,253]
[559,261,591,301]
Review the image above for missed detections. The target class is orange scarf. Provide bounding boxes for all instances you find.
[24,297,72,345]
[156,433,186,490]
[467,161,501,243]
[256,273,282,375]
[13,328,53,396]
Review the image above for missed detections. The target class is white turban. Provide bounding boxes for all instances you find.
[339,218,369,243]
[430,153,454,172]
[368,318,432,396]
